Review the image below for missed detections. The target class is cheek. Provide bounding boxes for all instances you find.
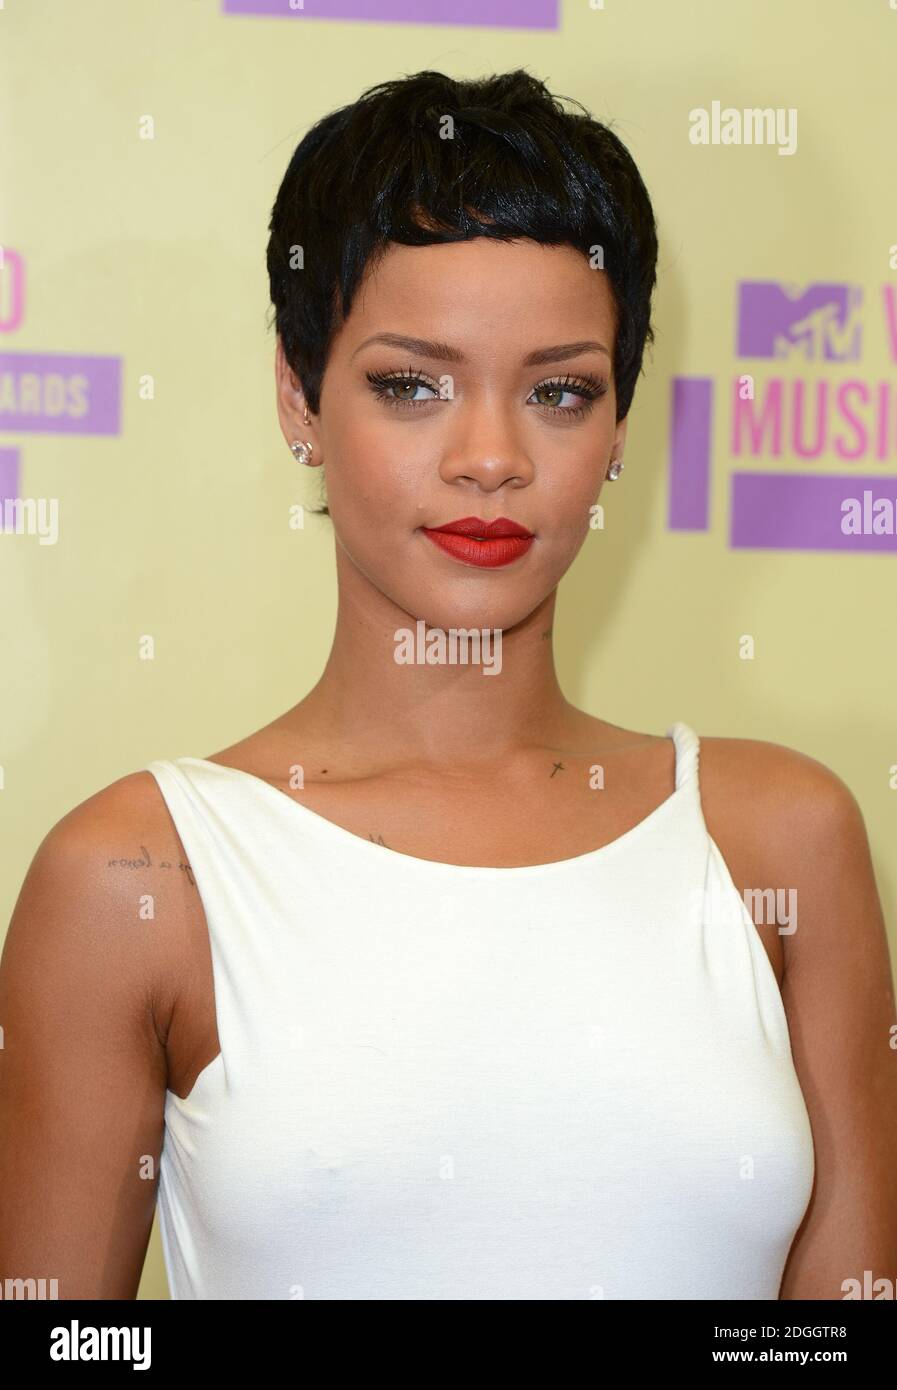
[324,424,415,526]
[545,462,606,540]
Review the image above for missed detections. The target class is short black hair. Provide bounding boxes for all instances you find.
[267,68,659,514]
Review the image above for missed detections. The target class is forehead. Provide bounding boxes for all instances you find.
[344,238,616,351]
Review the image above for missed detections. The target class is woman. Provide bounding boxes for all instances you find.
[1,69,895,1301]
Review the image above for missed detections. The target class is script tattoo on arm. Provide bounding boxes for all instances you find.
[107,844,196,887]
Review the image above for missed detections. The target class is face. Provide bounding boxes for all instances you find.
[275,237,626,633]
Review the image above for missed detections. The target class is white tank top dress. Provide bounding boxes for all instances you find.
[144,721,815,1301]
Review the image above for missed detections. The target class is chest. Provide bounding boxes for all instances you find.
[159,893,814,1299]
[163,762,786,1101]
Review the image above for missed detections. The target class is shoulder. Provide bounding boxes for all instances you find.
[697,731,861,817]
[697,731,880,962]
[27,766,196,905]
[697,731,867,850]
[4,767,201,1047]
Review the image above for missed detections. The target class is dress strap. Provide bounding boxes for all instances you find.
[665,722,700,791]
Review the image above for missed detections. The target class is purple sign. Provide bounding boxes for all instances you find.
[222,0,559,26]
[0,447,19,530]
[737,281,862,361]
[0,249,26,333]
[669,377,713,530]
[731,472,897,552]
[0,352,122,434]
[667,280,897,552]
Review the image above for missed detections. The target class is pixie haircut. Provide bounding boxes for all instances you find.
[267,68,659,513]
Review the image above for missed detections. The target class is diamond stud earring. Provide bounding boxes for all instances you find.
[290,402,314,465]
[606,457,624,480]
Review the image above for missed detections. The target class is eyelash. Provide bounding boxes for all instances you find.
[365,367,608,419]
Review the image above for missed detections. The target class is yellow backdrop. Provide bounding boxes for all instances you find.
[1,0,894,1300]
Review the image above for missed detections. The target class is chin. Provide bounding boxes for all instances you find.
[394,587,542,637]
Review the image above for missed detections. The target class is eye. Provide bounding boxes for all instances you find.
[529,374,608,418]
[365,367,609,417]
[366,368,441,409]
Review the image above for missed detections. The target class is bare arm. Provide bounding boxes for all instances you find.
[774,757,897,1298]
[0,776,182,1299]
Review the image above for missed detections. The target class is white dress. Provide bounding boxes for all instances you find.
[144,721,814,1300]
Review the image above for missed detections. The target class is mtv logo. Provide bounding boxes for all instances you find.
[737,281,862,360]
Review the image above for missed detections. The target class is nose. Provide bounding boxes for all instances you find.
[436,397,536,493]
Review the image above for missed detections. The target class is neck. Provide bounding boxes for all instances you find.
[290,547,577,770]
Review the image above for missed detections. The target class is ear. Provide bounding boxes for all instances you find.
[612,414,628,462]
[274,336,315,450]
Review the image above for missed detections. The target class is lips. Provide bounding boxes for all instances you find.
[420,516,535,569]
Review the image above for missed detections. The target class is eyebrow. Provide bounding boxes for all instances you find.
[351,333,610,365]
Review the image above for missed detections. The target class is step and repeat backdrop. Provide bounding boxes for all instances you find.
[1,0,895,1298]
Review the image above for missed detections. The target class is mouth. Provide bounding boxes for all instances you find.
[420,516,535,569]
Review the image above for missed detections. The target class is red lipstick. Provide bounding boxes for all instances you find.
[420,516,535,569]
